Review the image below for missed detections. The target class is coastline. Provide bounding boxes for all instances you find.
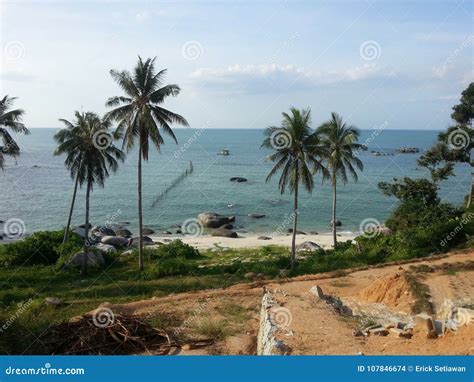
[149,232,356,250]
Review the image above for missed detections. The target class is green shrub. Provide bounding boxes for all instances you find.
[151,240,200,259]
[0,231,82,267]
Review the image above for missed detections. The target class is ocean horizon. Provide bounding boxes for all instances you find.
[0,128,471,236]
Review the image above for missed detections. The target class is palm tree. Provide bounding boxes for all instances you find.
[0,95,29,169]
[316,112,363,248]
[105,56,189,271]
[262,107,328,268]
[54,111,125,273]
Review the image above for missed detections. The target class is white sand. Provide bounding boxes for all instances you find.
[149,232,356,250]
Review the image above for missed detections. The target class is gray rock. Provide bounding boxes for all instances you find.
[94,243,117,254]
[296,241,322,252]
[161,230,172,235]
[287,228,306,235]
[130,236,154,246]
[198,212,236,228]
[100,235,129,248]
[220,223,234,229]
[91,226,115,237]
[121,249,135,257]
[44,297,63,306]
[230,177,247,182]
[65,251,105,268]
[210,228,238,238]
[142,228,155,235]
[258,236,272,240]
[115,228,132,238]
[330,219,342,227]
[248,213,266,219]
[72,227,87,239]
[244,272,256,279]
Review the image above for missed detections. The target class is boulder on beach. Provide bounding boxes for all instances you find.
[142,228,155,235]
[115,228,132,238]
[94,243,117,254]
[330,219,342,227]
[72,227,87,239]
[210,228,238,238]
[91,226,115,237]
[287,228,306,235]
[129,236,154,246]
[100,235,129,248]
[198,212,235,228]
[248,213,266,219]
[230,177,247,183]
[297,241,322,252]
[220,223,234,229]
[258,236,272,240]
[65,251,105,269]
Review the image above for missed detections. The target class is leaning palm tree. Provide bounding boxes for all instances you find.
[54,111,125,273]
[316,112,363,248]
[105,56,189,271]
[262,107,328,268]
[0,95,29,169]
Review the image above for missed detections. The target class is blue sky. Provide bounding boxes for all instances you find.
[0,0,472,129]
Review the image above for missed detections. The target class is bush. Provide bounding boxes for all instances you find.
[151,240,200,259]
[0,230,82,267]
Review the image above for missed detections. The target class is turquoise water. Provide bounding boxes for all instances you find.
[0,128,471,235]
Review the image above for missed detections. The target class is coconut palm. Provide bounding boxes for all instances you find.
[0,95,29,169]
[262,107,328,268]
[54,111,125,273]
[105,56,189,271]
[316,112,363,248]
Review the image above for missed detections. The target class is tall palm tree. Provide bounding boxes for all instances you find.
[54,111,125,273]
[262,107,328,268]
[105,56,189,271]
[316,112,363,248]
[0,95,29,169]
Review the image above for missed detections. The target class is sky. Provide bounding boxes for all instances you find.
[0,0,472,130]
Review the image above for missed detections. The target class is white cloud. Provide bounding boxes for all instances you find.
[190,63,395,93]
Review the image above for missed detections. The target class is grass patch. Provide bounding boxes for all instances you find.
[190,317,233,340]
[404,273,433,315]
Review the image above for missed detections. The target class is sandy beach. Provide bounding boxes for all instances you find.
[149,232,356,250]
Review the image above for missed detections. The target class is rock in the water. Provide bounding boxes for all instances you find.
[248,213,266,219]
[296,241,321,252]
[330,219,342,227]
[44,297,63,307]
[115,228,132,238]
[78,223,92,229]
[100,235,129,248]
[198,212,235,228]
[94,243,117,254]
[309,285,325,299]
[65,251,105,268]
[91,226,115,237]
[230,177,247,182]
[287,228,306,235]
[210,228,238,238]
[142,228,155,235]
[258,236,272,240]
[129,236,154,246]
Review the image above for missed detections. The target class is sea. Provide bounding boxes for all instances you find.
[0,128,471,236]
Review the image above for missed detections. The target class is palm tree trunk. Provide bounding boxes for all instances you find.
[332,173,337,248]
[138,145,144,271]
[291,173,299,269]
[63,174,79,243]
[82,181,91,275]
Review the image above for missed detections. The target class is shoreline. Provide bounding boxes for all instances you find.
[149,232,356,250]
